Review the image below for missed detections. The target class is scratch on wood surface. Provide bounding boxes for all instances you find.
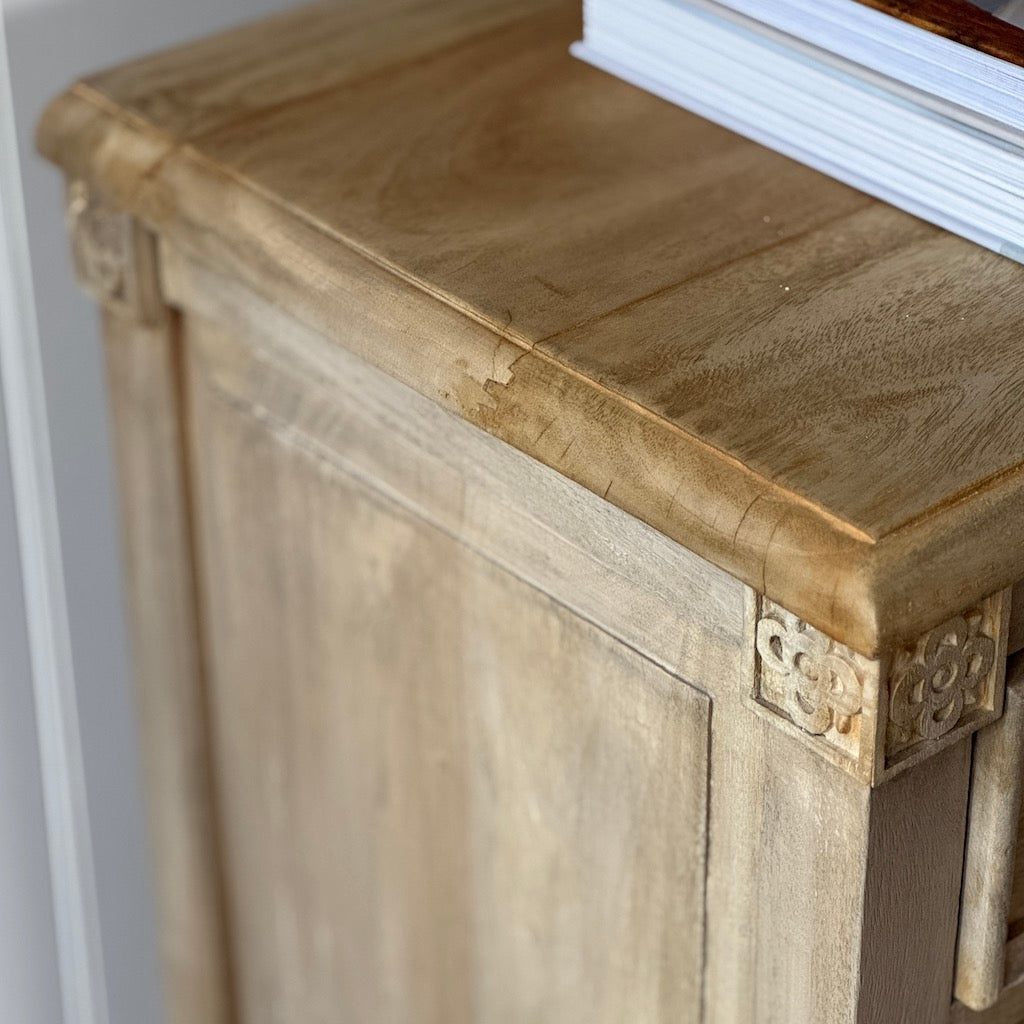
[533,417,558,445]
[533,274,572,299]
[666,479,684,518]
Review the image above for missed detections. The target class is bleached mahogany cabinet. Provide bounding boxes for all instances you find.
[39,1,1024,1022]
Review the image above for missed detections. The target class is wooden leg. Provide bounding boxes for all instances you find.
[703,590,1009,1023]
[69,180,237,1024]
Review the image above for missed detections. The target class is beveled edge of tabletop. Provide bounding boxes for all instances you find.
[36,79,1024,660]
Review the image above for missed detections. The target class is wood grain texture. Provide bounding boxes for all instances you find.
[172,282,977,1023]
[103,306,235,1024]
[36,0,1024,654]
[183,310,710,1024]
[703,682,873,1023]
[178,10,871,347]
[46,5,1024,1020]
[858,740,974,1024]
[81,0,558,141]
[540,208,1024,539]
[160,246,747,695]
[956,667,1024,1010]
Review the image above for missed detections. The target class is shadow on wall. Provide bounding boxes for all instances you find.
[4,1,301,1022]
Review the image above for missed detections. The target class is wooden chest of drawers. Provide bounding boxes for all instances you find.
[39,1,1024,1021]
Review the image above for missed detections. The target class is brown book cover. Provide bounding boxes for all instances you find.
[859,0,1024,66]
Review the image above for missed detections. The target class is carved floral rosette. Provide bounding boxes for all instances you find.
[752,591,1008,783]
[886,605,1002,762]
[754,601,872,764]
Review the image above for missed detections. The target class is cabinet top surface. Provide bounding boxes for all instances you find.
[39,0,1024,653]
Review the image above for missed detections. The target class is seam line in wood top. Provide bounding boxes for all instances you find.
[57,84,881,546]
[129,141,885,542]
[60,81,534,350]
[531,200,877,347]
[188,142,542,349]
[58,83,1024,560]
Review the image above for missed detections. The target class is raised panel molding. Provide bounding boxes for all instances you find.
[750,590,1010,785]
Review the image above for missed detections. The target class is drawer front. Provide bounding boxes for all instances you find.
[184,314,710,1024]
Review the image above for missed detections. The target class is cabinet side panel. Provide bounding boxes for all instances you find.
[103,308,235,1024]
[183,313,711,1024]
[160,245,747,700]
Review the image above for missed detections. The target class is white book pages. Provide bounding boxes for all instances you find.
[575,0,1024,262]
[672,0,1024,131]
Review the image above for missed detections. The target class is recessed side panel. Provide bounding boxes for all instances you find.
[182,312,711,1024]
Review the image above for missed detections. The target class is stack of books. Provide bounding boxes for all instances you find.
[572,0,1024,261]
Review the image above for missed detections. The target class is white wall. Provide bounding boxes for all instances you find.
[1,0,299,1021]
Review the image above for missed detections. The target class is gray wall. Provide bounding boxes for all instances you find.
[0,17,70,1024]
[0,378,62,1023]
[3,0,298,1020]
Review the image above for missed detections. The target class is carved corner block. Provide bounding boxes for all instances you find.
[65,180,164,324]
[752,598,884,784]
[885,594,1009,775]
[749,590,1010,786]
